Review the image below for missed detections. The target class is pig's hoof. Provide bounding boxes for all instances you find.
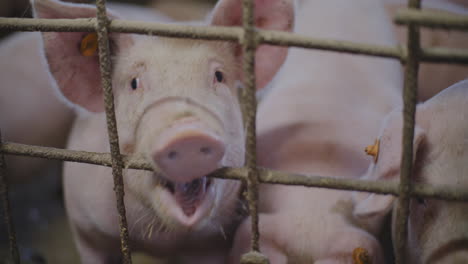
[364,139,380,163]
[352,247,371,264]
[240,251,270,264]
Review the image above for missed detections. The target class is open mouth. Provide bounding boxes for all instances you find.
[157,175,213,217]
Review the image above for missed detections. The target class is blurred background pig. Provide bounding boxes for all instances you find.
[383,0,468,102]
[228,0,404,263]
[353,79,468,264]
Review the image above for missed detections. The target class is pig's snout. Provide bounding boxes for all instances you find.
[153,130,225,184]
[152,126,225,220]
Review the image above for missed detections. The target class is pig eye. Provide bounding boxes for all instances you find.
[130,78,139,90]
[214,71,224,83]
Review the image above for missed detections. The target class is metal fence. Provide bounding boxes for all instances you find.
[0,0,468,263]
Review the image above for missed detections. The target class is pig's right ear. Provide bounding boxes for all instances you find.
[210,0,295,91]
[353,114,426,222]
[33,0,133,112]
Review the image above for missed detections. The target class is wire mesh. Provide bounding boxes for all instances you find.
[0,0,467,263]
[94,0,132,262]
[394,1,421,263]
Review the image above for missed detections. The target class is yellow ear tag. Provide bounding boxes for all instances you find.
[365,139,380,163]
[352,247,371,264]
[80,33,98,57]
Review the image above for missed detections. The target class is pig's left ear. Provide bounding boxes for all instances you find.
[353,115,426,221]
[33,0,134,113]
[210,0,295,90]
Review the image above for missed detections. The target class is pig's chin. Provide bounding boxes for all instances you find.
[152,175,216,228]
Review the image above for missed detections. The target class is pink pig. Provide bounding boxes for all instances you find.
[228,0,404,263]
[32,0,294,262]
[353,79,468,263]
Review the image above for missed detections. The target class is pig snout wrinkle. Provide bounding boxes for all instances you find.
[153,132,226,183]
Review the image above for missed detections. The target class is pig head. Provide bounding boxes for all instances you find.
[33,0,294,261]
[353,79,468,263]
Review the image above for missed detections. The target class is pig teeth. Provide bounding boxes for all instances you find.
[365,139,380,163]
[352,247,371,264]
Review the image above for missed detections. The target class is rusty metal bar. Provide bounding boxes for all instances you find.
[395,8,468,30]
[94,0,132,263]
[3,142,468,202]
[0,132,20,264]
[240,0,265,262]
[1,18,468,64]
[394,0,421,263]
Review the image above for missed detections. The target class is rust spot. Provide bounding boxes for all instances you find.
[365,139,380,163]
[80,33,98,57]
[353,247,371,264]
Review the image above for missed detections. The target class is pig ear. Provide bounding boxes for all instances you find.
[33,0,133,112]
[210,0,295,90]
[353,118,426,221]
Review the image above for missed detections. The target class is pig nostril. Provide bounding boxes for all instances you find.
[200,146,212,155]
[168,151,178,160]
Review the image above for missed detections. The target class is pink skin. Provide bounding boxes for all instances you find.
[383,0,468,102]
[229,0,403,263]
[0,2,170,184]
[0,32,75,184]
[32,0,294,262]
[353,80,468,264]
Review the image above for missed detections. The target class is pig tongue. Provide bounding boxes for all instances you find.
[174,177,207,216]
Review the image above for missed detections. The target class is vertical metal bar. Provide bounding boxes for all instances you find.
[0,131,20,264]
[394,0,421,263]
[241,0,262,257]
[94,1,132,263]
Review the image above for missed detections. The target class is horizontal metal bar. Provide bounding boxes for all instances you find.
[2,142,468,202]
[1,142,152,170]
[260,29,402,59]
[395,8,468,30]
[1,17,468,64]
[421,46,468,64]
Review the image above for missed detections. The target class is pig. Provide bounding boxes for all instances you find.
[0,1,171,184]
[31,0,295,262]
[228,0,404,263]
[383,0,468,102]
[352,79,468,264]
[0,31,75,184]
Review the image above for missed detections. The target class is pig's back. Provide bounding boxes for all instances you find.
[257,0,403,177]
